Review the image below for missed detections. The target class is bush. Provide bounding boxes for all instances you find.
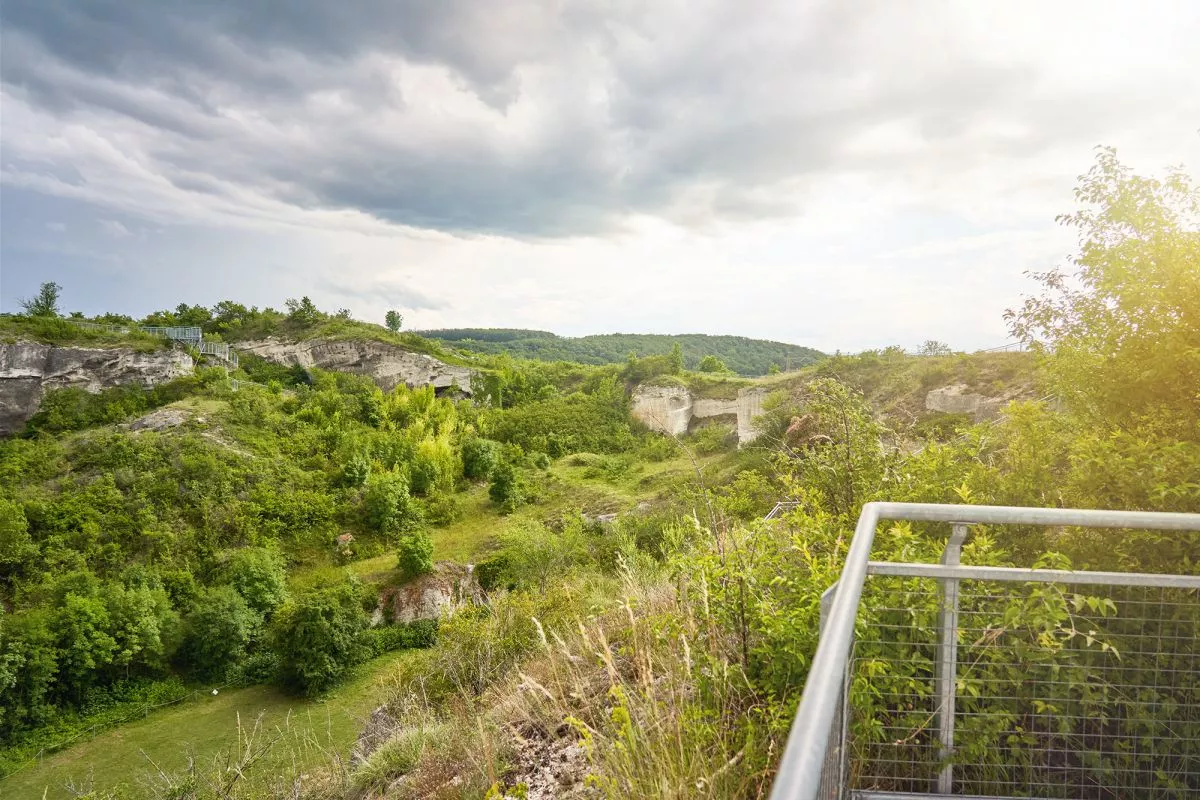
[364,620,438,656]
[423,491,464,526]
[397,530,435,580]
[220,547,289,615]
[175,587,262,682]
[460,436,498,480]
[232,649,280,685]
[582,454,635,482]
[689,423,736,454]
[473,555,511,592]
[488,461,524,513]
[270,582,368,696]
[364,471,423,534]
[639,433,680,462]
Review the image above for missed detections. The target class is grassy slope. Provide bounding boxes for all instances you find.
[0,315,168,352]
[5,435,729,799]
[4,650,415,799]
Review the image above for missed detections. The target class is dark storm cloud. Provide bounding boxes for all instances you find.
[1,1,1186,236]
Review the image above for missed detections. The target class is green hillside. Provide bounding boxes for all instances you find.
[417,328,824,375]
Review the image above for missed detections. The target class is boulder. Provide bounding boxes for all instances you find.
[380,562,483,624]
[129,407,191,432]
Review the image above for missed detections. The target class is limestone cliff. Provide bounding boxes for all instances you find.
[0,342,194,435]
[238,337,473,394]
[924,383,1028,421]
[631,383,768,445]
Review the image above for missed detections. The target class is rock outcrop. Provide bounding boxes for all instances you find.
[631,383,768,445]
[0,342,194,435]
[379,562,483,624]
[925,384,1012,421]
[129,407,192,432]
[238,337,472,394]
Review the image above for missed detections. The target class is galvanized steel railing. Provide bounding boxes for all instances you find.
[767,503,1200,800]
[66,320,237,367]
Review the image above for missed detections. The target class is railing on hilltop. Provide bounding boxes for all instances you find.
[765,502,1200,800]
[66,320,237,368]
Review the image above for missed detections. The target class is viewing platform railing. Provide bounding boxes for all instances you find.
[66,321,236,367]
[766,503,1200,800]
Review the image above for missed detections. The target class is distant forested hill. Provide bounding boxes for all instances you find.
[416,329,825,376]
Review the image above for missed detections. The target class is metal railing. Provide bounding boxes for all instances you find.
[65,320,236,367]
[197,340,238,368]
[767,503,1200,800]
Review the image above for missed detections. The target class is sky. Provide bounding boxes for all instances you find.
[1,1,1198,353]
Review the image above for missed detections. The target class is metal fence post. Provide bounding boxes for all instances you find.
[935,523,969,794]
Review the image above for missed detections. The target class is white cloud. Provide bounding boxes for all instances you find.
[1,0,1198,349]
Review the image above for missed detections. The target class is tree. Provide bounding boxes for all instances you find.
[176,587,261,681]
[56,593,117,700]
[1007,147,1200,438]
[488,460,524,512]
[285,296,321,325]
[0,499,36,580]
[461,436,498,480]
[668,342,685,373]
[222,547,289,615]
[20,281,62,317]
[0,611,59,733]
[397,529,434,579]
[698,354,727,373]
[270,583,367,696]
[103,583,180,678]
[385,310,404,333]
[364,471,422,535]
[918,340,952,356]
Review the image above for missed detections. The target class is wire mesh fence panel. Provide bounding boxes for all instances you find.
[846,576,1199,799]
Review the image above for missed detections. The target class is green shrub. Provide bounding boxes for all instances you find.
[397,530,435,579]
[582,454,636,482]
[423,491,464,526]
[175,587,262,682]
[689,423,736,454]
[460,436,498,480]
[364,620,438,655]
[639,433,680,462]
[488,461,524,513]
[364,471,423,534]
[270,582,368,696]
[219,547,288,615]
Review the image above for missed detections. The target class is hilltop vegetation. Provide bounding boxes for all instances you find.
[1,150,1197,799]
[418,328,825,376]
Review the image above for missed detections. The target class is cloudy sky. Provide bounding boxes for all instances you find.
[1,1,1197,352]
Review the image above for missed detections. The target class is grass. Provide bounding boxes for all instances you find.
[0,315,168,352]
[2,650,416,800]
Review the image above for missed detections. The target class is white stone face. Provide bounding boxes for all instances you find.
[0,342,194,435]
[924,383,1006,420]
[631,384,693,436]
[238,337,474,393]
[737,388,768,444]
[632,383,770,446]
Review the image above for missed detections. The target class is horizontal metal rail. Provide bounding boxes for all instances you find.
[866,561,1200,589]
[767,502,1200,800]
